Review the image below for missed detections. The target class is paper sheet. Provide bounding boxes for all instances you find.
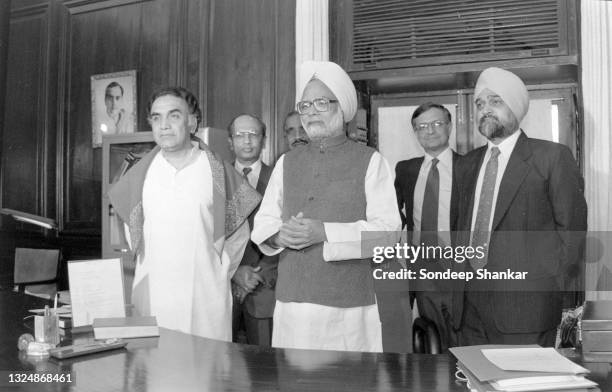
[68,258,126,327]
[482,347,589,374]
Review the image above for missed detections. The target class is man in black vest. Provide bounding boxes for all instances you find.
[394,102,460,352]
[229,113,278,346]
[252,61,401,352]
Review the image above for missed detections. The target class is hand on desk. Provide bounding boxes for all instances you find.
[268,212,327,250]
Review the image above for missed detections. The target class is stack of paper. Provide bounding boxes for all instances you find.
[450,345,598,392]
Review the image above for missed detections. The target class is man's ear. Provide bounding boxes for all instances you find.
[188,114,198,134]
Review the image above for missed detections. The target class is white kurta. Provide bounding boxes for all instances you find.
[131,150,248,341]
[251,151,401,352]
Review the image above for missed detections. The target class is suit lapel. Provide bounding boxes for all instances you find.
[450,152,459,232]
[256,163,271,194]
[405,157,423,232]
[491,132,531,231]
[463,148,486,231]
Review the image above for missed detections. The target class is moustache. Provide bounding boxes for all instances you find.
[480,114,500,124]
[291,139,309,147]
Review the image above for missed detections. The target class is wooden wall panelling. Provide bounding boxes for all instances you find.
[186,0,210,124]
[138,0,188,117]
[206,0,295,163]
[0,0,11,285]
[0,0,10,170]
[2,3,50,216]
[58,0,187,235]
[273,0,296,158]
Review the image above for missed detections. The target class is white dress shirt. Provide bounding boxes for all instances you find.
[250,150,401,352]
[412,147,453,246]
[470,130,521,232]
[234,158,262,189]
[251,151,401,261]
[131,150,249,341]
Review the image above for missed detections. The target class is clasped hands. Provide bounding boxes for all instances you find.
[268,212,327,250]
[232,265,265,303]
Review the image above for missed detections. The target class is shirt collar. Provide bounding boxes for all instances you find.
[424,146,453,167]
[487,129,521,158]
[234,158,262,173]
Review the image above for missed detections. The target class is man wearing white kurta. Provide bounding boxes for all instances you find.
[251,61,401,352]
[109,87,260,341]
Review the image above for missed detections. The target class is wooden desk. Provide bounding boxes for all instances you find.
[1,291,611,391]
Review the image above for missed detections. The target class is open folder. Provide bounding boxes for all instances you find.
[450,345,598,392]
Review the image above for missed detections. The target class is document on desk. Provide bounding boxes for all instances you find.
[68,258,126,327]
[481,348,589,374]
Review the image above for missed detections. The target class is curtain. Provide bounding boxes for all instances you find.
[582,0,612,300]
[295,0,329,101]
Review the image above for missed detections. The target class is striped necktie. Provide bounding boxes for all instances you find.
[242,167,252,179]
[420,158,439,246]
[470,147,500,270]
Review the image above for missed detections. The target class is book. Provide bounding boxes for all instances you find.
[93,316,159,339]
[59,318,72,329]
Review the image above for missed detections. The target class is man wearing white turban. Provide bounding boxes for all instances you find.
[251,61,401,352]
[454,67,587,346]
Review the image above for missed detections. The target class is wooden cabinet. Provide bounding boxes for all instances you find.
[101,132,155,259]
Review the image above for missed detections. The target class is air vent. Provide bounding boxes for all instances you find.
[352,0,563,66]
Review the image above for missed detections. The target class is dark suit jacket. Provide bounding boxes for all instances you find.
[240,163,278,318]
[394,152,462,328]
[394,152,460,234]
[455,131,587,334]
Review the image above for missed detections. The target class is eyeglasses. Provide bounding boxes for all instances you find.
[232,130,262,139]
[414,120,448,132]
[296,98,339,114]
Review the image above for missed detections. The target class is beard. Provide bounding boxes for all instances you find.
[478,115,514,140]
[304,112,344,139]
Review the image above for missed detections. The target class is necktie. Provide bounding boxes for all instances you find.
[470,147,500,270]
[242,167,252,179]
[420,158,439,246]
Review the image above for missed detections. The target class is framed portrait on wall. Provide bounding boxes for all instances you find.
[91,70,137,148]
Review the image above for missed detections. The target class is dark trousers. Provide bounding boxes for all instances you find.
[232,298,273,346]
[459,291,556,347]
[376,291,412,353]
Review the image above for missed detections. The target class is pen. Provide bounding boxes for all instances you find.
[53,293,58,311]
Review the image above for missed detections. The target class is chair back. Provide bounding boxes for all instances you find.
[13,247,60,299]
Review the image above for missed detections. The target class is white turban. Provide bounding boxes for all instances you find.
[297,60,357,122]
[474,67,529,123]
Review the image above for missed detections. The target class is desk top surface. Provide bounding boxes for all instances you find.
[1,291,611,392]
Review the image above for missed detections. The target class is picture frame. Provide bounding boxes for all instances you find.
[91,70,137,148]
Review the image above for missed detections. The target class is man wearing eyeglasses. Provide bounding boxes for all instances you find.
[394,102,460,352]
[251,61,401,352]
[108,87,260,341]
[227,114,278,346]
